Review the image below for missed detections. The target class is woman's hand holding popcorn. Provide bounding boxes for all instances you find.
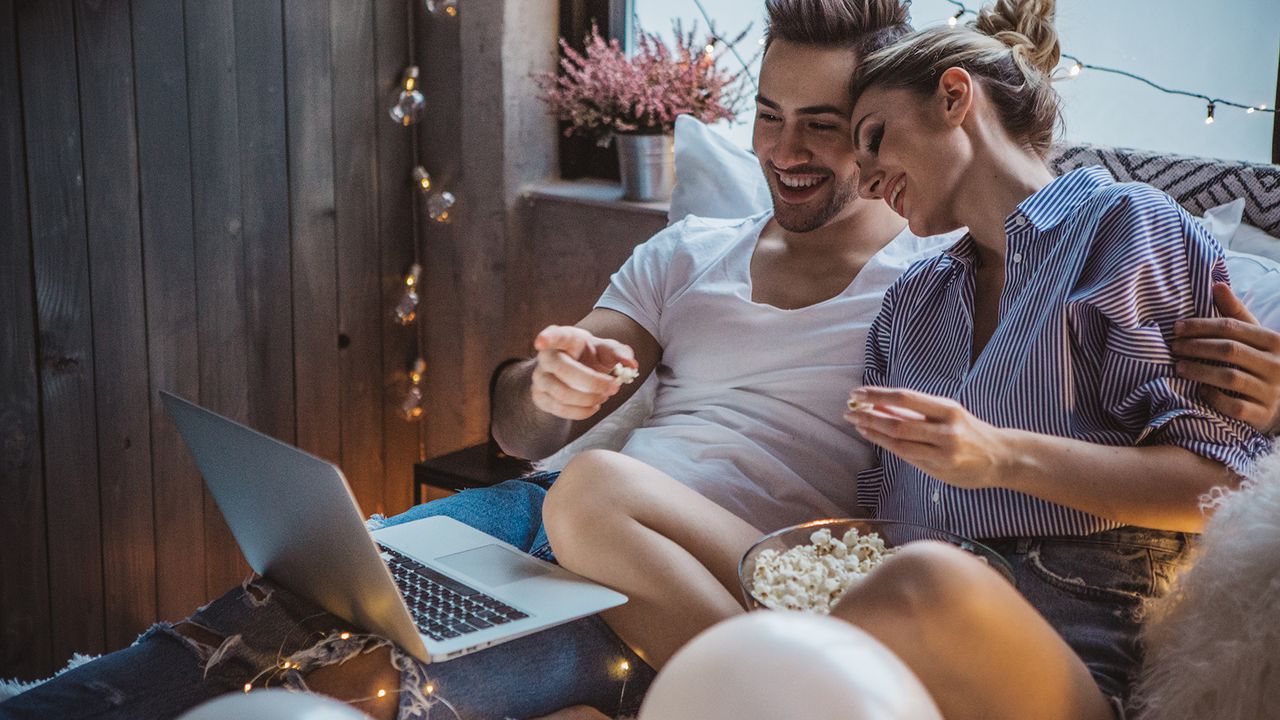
[845,387,1011,490]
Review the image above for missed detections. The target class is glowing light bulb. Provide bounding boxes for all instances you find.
[1247,107,1255,114]
[339,632,351,640]
[948,9,963,26]
[377,689,388,698]
[409,359,427,386]
[947,15,958,26]
[413,166,432,192]
[399,385,425,420]
[704,43,715,56]
[244,683,253,693]
[425,0,458,16]
[395,264,423,325]
[427,191,456,223]
[1068,62,1082,77]
[424,683,435,695]
[390,66,426,126]
[619,660,631,672]
[1205,102,1215,125]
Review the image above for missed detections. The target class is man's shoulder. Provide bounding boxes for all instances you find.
[638,211,770,260]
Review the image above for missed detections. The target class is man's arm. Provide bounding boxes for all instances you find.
[492,308,662,460]
[1173,283,1280,435]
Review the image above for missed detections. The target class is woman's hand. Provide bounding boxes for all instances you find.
[846,387,1011,489]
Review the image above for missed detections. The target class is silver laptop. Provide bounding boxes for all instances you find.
[161,391,626,664]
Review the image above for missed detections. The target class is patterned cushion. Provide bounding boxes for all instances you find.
[1050,143,1280,237]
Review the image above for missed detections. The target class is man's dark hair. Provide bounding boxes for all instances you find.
[764,0,914,60]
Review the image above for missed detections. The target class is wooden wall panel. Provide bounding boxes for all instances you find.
[332,0,387,516]
[131,0,206,623]
[233,0,295,446]
[284,0,342,465]
[185,0,253,599]
[74,0,158,651]
[374,0,421,515]
[420,6,469,458]
[0,0,52,679]
[16,0,107,664]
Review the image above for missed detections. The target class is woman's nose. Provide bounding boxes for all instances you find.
[858,165,885,200]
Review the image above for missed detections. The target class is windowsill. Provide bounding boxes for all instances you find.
[522,179,670,219]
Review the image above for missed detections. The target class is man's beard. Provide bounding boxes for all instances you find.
[769,174,860,233]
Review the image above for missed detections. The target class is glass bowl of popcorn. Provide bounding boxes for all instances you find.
[738,518,1014,613]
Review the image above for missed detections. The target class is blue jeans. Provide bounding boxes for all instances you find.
[0,473,656,720]
[979,526,1192,717]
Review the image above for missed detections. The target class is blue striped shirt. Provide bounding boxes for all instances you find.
[857,166,1272,538]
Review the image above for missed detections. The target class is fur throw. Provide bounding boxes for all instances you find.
[1133,448,1280,719]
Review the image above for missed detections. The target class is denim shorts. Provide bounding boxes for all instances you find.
[978,526,1193,717]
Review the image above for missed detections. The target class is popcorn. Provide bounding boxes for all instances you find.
[750,528,896,613]
[610,363,639,384]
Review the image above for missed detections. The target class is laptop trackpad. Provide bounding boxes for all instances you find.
[435,544,552,587]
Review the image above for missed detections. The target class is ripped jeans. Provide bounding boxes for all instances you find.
[0,474,657,720]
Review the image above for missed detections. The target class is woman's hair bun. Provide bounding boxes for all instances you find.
[973,0,1060,76]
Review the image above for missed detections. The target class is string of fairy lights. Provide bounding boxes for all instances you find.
[389,0,459,422]
[689,0,1276,127]
[940,0,1275,124]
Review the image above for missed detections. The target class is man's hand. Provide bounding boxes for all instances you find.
[531,325,638,421]
[845,387,1009,489]
[1173,283,1280,435]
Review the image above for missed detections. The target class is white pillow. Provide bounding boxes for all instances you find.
[1195,199,1280,332]
[669,115,769,224]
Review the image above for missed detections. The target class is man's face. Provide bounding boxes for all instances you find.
[752,39,863,233]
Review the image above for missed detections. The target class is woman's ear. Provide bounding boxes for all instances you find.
[937,67,973,128]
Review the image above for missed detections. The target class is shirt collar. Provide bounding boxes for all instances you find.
[1014,165,1114,233]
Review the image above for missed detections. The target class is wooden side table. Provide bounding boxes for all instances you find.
[412,441,532,504]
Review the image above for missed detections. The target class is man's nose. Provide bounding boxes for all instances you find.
[771,124,811,167]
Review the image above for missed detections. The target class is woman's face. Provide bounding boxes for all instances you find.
[849,83,969,237]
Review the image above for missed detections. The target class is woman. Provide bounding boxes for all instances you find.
[545,1,1271,718]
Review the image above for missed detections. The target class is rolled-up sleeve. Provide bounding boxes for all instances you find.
[1073,194,1273,473]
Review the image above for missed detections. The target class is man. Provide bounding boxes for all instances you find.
[5,1,1276,718]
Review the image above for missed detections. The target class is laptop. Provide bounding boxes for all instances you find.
[161,391,626,664]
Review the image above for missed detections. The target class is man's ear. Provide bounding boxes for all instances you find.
[937,67,973,128]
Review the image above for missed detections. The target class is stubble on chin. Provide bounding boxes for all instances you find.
[769,175,859,233]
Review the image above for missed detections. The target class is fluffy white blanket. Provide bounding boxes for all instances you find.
[1133,448,1280,719]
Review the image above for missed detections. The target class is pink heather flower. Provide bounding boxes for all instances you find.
[534,22,750,144]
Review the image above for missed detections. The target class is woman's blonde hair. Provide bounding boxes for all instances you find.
[849,0,1062,156]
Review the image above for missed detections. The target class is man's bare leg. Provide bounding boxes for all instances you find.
[830,541,1115,720]
[544,449,763,669]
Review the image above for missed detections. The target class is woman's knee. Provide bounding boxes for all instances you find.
[833,541,994,626]
[543,450,633,552]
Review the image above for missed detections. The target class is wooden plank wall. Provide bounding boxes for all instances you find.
[1,0,423,679]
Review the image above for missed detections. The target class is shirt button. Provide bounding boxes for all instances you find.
[931,490,941,503]
[1012,252,1023,263]
[1013,215,1027,227]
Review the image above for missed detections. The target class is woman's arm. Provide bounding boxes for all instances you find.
[846,387,1239,533]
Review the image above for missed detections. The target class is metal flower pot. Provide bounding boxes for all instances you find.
[615,132,675,202]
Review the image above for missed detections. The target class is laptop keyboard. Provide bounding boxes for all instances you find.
[378,544,529,641]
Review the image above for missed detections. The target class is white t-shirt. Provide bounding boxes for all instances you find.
[595,211,950,531]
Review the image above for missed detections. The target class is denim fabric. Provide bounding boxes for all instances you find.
[0,472,658,720]
[979,526,1192,716]
[378,472,561,561]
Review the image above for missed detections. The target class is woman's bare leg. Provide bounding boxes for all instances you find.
[543,450,763,669]
[830,541,1114,720]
